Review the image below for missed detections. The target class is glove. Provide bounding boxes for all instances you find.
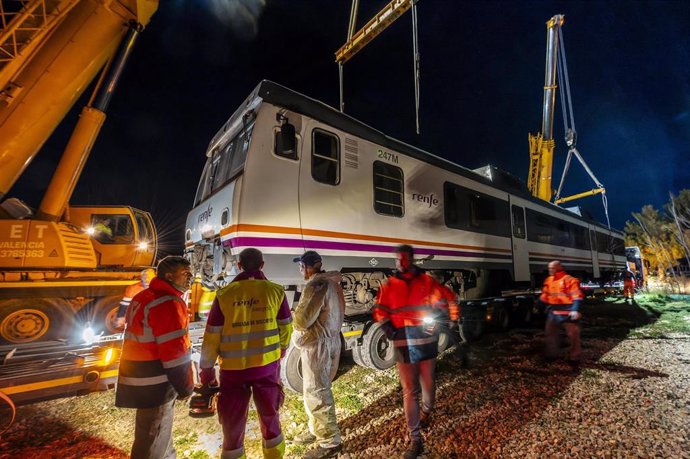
[199,367,218,387]
[380,320,395,340]
[568,311,582,321]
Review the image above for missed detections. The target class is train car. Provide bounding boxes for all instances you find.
[184,81,625,388]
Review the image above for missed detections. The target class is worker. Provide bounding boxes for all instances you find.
[540,260,584,366]
[290,250,345,459]
[115,256,195,459]
[623,266,636,302]
[114,268,156,330]
[373,245,456,459]
[93,218,114,243]
[198,248,293,459]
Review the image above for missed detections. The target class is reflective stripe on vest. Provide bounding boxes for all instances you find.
[393,336,437,347]
[118,374,168,386]
[162,352,192,369]
[219,341,280,359]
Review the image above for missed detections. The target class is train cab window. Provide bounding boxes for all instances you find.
[311,129,340,185]
[511,205,526,239]
[373,161,404,217]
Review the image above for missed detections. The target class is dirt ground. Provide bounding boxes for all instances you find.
[1,294,688,458]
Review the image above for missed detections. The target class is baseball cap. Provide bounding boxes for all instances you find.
[293,250,322,266]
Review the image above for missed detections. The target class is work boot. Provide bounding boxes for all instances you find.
[403,440,424,459]
[303,444,342,459]
[292,431,316,445]
[420,409,432,428]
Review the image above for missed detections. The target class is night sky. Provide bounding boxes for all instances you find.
[11,0,690,256]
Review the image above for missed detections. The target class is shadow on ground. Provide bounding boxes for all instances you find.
[337,296,665,458]
[0,414,127,459]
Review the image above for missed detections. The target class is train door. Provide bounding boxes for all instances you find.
[589,228,600,279]
[297,121,343,250]
[510,203,530,282]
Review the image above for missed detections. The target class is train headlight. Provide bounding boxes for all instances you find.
[138,241,149,250]
[86,227,96,235]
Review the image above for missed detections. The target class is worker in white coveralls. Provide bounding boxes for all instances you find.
[291,251,345,459]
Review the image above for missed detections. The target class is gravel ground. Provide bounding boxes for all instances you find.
[1,295,688,458]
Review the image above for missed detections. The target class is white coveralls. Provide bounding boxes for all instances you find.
[292,271,345,448]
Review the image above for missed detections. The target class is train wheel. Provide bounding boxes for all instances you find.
[280,344,304,393]
[0,299,72,344]
[359,322,396,370]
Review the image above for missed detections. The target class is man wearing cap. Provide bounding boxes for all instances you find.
[291,251,345,459]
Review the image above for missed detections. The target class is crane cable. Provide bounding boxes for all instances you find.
[553,27,611,228]
[412,0,421,134]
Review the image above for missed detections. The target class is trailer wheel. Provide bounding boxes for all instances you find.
[93,295,124,335]
[359,322,396,370]
[280,344,304,393]
[437,330,451,353]
[351,342,367,367]
[460,308,485,342]
[494,303,511,332]
[0,299,73,344]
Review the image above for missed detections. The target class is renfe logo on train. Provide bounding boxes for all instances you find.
[411,193,439,208]
[197,205,213,224]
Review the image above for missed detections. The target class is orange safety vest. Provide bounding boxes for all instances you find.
[374,270,455,328]
[115,278,193,408]
[540,272,584,314]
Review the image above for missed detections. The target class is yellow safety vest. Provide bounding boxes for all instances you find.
[209,279,286,370]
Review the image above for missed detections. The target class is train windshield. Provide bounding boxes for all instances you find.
[194,122,255,206]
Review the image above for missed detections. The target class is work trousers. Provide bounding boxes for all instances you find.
[397,358,436,442]
[131,398,176,459]
[545,315,581,361]
[217,371,285,459]
[623,281,635,299]
[300,336,342,448]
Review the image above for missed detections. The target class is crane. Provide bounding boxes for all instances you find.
[527,14,610,226]
[0,0,159,343]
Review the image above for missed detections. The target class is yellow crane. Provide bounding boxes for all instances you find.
[0,0,159,343]
[527,14,609,225]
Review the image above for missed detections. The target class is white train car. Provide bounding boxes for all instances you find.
[185,81,624,300]
[184,81,625,385]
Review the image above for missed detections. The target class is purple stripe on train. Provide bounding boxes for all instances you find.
[223,236,512,260]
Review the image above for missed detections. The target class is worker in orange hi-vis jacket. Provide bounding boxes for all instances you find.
[373,245,459,459]
[623,266,636,302]
[115,256,195,459]
[540,260,584,366]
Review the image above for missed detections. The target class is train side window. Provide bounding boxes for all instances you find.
[511,205,525,239]
[526,209,553,244]
[311,129,340,185]
[444,182,509,236]
[373,161,404,217]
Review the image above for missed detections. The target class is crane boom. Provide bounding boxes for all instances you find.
[527,14,563,202]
